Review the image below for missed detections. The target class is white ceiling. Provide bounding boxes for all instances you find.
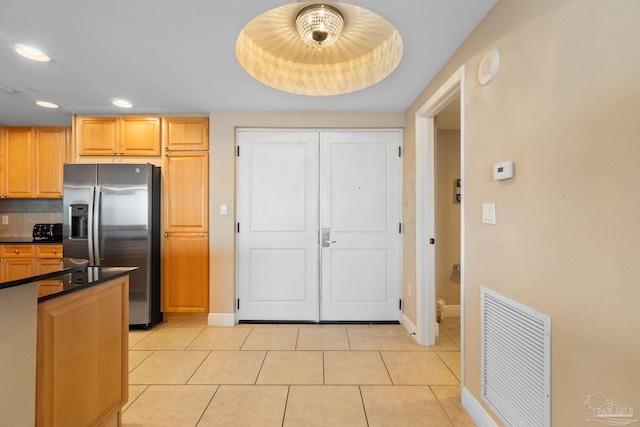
[0,0,496,125]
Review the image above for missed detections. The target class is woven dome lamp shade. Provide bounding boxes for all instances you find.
[236,2,403,96]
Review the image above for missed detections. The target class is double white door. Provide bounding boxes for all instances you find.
[237,130,401,322]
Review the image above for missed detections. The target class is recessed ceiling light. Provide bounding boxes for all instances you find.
[112,99,133,108]
[36,101,59,109]
[10,44,51,62]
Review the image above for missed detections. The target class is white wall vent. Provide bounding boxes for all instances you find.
[481,287,551,427]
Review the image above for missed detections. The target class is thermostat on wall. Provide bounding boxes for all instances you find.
[493,161,514,181]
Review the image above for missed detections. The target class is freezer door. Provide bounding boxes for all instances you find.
[63,164,97,262]
[97,164,154,325]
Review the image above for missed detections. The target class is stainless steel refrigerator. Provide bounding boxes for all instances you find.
[63,163,162,328]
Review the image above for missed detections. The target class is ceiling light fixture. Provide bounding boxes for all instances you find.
[236,3,403,96]
[10,44,50,62]
[112,99,132,108]
[36,101,59,109]
[295,4,344,49]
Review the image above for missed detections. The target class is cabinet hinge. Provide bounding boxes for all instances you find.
[237,299,240,310]
[398,146,402,157]
[399,223,402,233]
[237,223,240,233]
[399,299,402,310]
[237,146,240,157]
[430,238,435,245]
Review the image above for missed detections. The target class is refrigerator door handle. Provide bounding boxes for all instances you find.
[93,186,102,266]
[87,186,96,265]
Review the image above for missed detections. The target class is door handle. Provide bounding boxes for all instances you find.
[321,227,336,248]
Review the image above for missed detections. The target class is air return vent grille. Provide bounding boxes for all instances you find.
[481,287,551,427]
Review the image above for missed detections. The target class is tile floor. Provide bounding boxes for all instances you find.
[123,317,476,426]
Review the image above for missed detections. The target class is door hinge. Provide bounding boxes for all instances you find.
[398,146,402,157]
[399,299,402,310]
[237,146,240,157]
[430,238,435,244]
[237,223,240,233]
[237,299,240,310]
[399,222,402,233]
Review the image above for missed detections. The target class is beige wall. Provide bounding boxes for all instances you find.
[404,0,640,425]
[435,129,461,306]
[208,111,405,315]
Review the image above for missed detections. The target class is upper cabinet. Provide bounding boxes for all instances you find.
[162,117,209,151]
[0,126,68,198]
[75,116,161,156]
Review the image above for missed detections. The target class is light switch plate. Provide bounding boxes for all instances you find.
[220,204,228,216]
[482,203,496,224]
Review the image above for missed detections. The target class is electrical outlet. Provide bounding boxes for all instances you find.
[1,215,8,225]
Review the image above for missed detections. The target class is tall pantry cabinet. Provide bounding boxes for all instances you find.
[161,117,209,313]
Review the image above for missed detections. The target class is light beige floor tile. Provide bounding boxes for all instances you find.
[122,384,217,427]
[197,385,288,427]
[129,350,154,372]
[284,386,367,427]
[431,385,477,427]
[277,323,319,328]
[129,350,209,384]
[189,351,266,384]
[437,351,462,381]
[235,323,273,328]
[128,330,152,349]
[186,327,251,350]
[256,351,323,385]
[296,328,350,350]
[400,331,460,351]
[131,327,205,351]
[361,385,454,427]
[241,327,299,350]
[381,351,459,385]
[123,385,148,411]
[346,327,407,350]
[324,351,391,385]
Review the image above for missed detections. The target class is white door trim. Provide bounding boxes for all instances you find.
[414,65,465,382]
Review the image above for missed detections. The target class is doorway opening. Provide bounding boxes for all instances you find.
[414,67,465,384]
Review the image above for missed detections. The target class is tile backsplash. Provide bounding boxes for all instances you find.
[0,199,63,238]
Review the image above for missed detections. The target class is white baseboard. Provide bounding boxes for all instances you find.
[444,304,461,318]
[207,312,236,327]
[401,313,417,337]
[461,386,498,427]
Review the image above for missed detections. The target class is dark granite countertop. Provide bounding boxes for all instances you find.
[0,237,62,244]
[38,266,138,302]
[0,258,89,291]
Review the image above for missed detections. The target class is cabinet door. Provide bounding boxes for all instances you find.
[36,127,67,198]
[120,117,161,156]
[3,258,36,281]
[163,152,209,232]
[76,117,119,156]
[37,259,64,297]
[4,127,35,197]
[36,277,128,426]
[162,117,209,151]
[0,128,5,197]
[163,233,209,312]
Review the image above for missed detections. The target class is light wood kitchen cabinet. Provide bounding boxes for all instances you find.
[0,244,64,295]
[163,152,209,233]
[36,127,68,198]
[162,117,209,151]
[162,233,209,312]
[2,126,35,198]
[0,126,68,198]
[36,276,129,426]
[162,145,209,312]
[75,116,161,156]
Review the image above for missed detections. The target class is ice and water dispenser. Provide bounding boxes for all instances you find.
[70,204,88,239]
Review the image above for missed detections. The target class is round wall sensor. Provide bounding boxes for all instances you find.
[478,49,500,85]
